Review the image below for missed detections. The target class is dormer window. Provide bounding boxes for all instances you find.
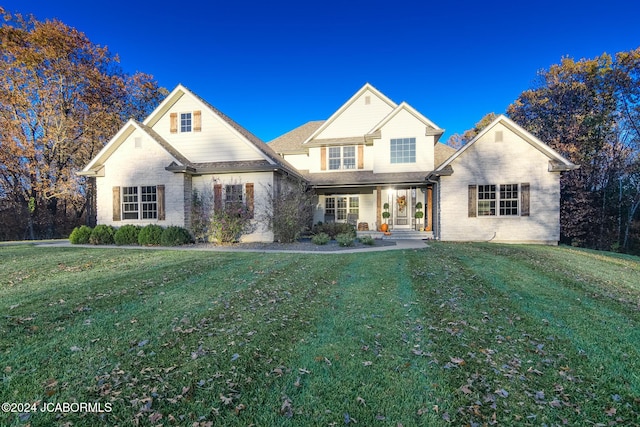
[170,110,201,133]
[180,113,192,132]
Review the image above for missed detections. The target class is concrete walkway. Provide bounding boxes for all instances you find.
[16,239,430,254]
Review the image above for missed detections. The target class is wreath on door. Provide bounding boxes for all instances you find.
[397,195,406,213]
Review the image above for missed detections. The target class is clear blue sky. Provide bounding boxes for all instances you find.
[3,0,639,143]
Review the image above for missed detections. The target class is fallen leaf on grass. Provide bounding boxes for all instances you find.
[356,396,366,406]
[362,361,373,366]
[460,384,472,395]
[148,412,162,423]
[220,394,233,405]
[495,388,509,398]
[450,356,465,366]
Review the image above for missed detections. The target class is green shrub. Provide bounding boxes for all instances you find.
[312,222,356,239]
[138,224,164,246]
[69,225,92,244]
[336,232,355,247]
[311,232,330,245]
[114,225,141,245]
[89,224,115,245]
[359,234,375,246]
[161,226,193,246]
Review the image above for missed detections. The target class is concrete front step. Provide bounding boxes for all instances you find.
[357,230,434,240]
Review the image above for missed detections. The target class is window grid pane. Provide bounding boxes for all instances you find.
[328,147,341,170]
[390,138,416,164]
[141,186,157,219]
[343,146,356,169]
[349,196,359,214]
[499,184,519,215]
[225,184,243,208]
[122,186,139,219]
[325,197,335,216]
[336,197,347,220]
[180,113,192,132]
[478,184,496,216]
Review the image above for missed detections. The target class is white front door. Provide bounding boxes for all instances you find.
[393,189,411,229]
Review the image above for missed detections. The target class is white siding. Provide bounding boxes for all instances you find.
[192,172,275,242]
[96,129,186,227]
[439,123,561,243]
[315,89,394,139]
[374,109,435,173]
[283,153,310,171]
[152,94,266,163]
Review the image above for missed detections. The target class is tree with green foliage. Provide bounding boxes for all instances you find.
[0,7,167,240]
[507,49,640,252]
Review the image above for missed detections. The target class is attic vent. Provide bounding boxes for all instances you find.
[134,137,142,148]
[495,131,503,142]
[365,96,371,105]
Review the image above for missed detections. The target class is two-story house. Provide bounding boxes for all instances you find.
[80,83,578,244]
[269,83,457,236]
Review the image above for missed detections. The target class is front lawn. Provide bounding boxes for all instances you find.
[1,243,638,426]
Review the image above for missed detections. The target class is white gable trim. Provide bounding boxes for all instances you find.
[143,84,187,128]
[303,83,397,144]
[433,115,577,174]
[367,101,444,142]
[79,120,186,176]
[151,84,278,166]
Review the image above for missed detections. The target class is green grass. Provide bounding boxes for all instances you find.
[1,243,639,426]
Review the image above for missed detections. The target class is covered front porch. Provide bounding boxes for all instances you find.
[313,185,434,233]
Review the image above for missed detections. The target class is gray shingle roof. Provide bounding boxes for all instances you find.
[268,121,324,153]
[184,86,302,177]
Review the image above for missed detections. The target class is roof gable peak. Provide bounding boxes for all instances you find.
[303,83,397,144]
[432,114,578,174]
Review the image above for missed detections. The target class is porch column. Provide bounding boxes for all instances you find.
[426,186,433,231]
[376,186,381,231]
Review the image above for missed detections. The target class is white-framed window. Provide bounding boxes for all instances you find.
[225,184,243,207]
[180,112,192,132]
[328,146,356,170]
[478,184,518,216]
[122,186,157,220]
[499,184,519,216]
[122,186,139,219]
[141,186,158,219]
[478,184,496,216]
[390,137,416,164]
[325,196,359,221]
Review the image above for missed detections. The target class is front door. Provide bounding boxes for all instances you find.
[393,189,411,229]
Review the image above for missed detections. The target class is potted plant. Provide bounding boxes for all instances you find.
[414,202,424,231]
[381,202,390,232]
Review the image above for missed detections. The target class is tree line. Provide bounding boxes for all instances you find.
[1,9,638,253]
[0,8,166,240]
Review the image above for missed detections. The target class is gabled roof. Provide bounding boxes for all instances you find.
[302,83,397,144]
[367,101,444,143]
[80,84,302,179]
[78,119,189,176]
[430,114,578,177]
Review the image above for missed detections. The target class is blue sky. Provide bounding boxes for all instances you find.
[3,0,639,143]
